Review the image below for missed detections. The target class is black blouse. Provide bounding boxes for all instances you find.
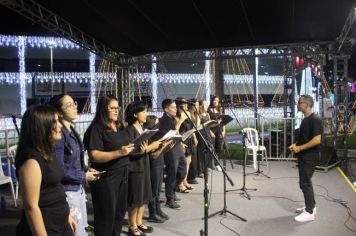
[83,122,131,171]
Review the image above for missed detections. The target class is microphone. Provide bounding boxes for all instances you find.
[174,98,196,105]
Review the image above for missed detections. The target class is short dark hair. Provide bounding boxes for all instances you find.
[161,99,175,109]
[300,95,314,107]
[125,101,147,125]
[15,105,58,168]
[93,95,122,130]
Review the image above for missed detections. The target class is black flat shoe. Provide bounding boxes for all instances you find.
[147,214,165,223]
[157,209,170,220]
[138,224,154,233]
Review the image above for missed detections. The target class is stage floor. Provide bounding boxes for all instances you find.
[1,161,356,236]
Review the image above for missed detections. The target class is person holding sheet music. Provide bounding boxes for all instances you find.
[145,115,172,223]
[83,95,134,236]
[197,100,215,175]
[209,95,226,154]
[176,97,195,192]
[125,101,162,236]
[187,98,200,184]
[153,99,187,209]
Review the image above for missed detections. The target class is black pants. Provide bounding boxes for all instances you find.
[16,203,73,236]
[148,163,164,215]
[298,153,319,214]
[90,166,128,236]
[164,153,186,201]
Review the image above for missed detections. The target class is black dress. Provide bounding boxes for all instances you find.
[197,113,214,173]
[209,110,224,153]
[126,125,152,207]
[179,118,194,157]
[15,148,73,236]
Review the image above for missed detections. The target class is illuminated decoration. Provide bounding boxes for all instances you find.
[149,107,284,123]
[204,51,211,104]
[151,56,158,110]
[131,73,286,85]
[89,52,96,113]
[0,35,80,49]
[18,36,26,115]
[0,72,117,84]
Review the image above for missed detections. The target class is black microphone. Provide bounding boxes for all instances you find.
[174,98,196,105]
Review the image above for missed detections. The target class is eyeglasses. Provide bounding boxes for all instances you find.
[108,106,120,112]
[63,101,78,111]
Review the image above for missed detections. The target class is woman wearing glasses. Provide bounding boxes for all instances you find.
[84,95,134,236]
[50,94,100,236]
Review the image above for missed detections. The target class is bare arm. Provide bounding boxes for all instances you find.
[146,141,162,153]
[19,159,47,236]
[289,135,322,154]
[89,144,134,163]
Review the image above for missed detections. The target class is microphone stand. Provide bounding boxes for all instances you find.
[208,106,234,169]
[242,105,270,179]
[181,109,245,236]
[225,105,257,200]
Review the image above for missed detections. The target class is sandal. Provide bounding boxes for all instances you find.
[185,184,193,190]
[178,188,190,193]
[138,224,154,233]
[128,227,145,236]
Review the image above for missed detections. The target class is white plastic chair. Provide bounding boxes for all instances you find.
[7,145,19,199]
[0,152,17,207]
[242,128,268,170]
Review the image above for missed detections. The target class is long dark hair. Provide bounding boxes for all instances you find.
[209,95,222,114]
[93,95,122,131]
[15,105,58,168]
[125,101,147,125]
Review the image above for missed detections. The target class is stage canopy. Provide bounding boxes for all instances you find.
[0,0,354,57]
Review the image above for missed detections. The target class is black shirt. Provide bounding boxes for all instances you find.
[296,113,323,156]
[151,113,184,164]
[83,122,131,170]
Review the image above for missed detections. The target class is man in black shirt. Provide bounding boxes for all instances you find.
[289,95,323,223]
[157,99,187,209]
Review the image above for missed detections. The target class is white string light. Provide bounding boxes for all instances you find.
[0,35,81,49]
[0,72,117,85]
[89,52,96,113]
[18,36,26,115]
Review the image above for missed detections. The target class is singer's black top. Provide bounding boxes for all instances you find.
[296,113,323,157]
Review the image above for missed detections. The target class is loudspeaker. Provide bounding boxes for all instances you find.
[316,146,339,172]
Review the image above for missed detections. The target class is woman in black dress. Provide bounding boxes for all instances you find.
[209,95,226,154]
[187,99,200,184]
[176,98,194,192]
[15,105,76,235]
[83,95,134,236]
[197,100,216,174]
[125,101,161,236]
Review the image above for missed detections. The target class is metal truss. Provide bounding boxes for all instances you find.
[0,0,130,65]
[336,0,356,54]
[131,41,334,64]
